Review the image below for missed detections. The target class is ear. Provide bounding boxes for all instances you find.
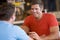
[10,15,14,21]
[12,14,16,21]
[41,6,44,11]
[10,14,16,21]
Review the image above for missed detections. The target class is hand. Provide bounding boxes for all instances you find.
[28,32,41,40]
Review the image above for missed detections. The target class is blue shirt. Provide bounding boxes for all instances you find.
[0,21,29,40]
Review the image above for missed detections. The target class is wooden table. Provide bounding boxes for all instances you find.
[13,20,24,24]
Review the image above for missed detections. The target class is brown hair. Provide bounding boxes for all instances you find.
[0,3,15,21]
[31,0,43,7]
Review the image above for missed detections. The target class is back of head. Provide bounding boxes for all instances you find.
[0,0,15,21]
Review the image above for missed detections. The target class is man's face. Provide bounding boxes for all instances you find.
[30,4,43,19]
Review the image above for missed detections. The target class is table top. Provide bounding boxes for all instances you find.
[13,20,24,24]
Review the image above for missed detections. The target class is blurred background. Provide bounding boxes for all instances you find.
[7,0,60,28]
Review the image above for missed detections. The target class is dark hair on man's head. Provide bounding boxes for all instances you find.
[31,0,43,7]
[0,2,15,21]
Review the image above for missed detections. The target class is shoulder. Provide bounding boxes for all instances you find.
[12,25,27,35]
[43,13,56,17]
[12,25,23,31]
[12,25,30,40]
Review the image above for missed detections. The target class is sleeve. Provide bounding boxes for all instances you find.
[14,25,30,40]
[48,14,58,27]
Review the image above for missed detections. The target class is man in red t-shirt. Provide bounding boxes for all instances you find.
[21,0,59,40]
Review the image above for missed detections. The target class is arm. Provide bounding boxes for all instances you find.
[42,26,59,40]
[21,26,30,34]
[43,14,59,40]
[28,26,59,40]
[14,26,33,40]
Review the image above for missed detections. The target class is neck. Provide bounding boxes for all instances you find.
[7,20,14,24]
[36,13,43,20]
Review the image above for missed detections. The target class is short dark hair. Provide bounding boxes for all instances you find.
[0,3,15,21]
[31,0,43,7]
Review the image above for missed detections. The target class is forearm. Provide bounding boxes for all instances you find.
[42,26,59,40]
[41,34,59,40]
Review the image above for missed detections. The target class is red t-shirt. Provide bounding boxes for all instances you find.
[23,13,58,36]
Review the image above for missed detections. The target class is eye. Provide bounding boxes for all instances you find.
[31,8,38,10]
[31,8,34,10]
[35,8,38,10]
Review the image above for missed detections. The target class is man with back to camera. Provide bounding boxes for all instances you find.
[21,0,59,40]
[0,0,33,40]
